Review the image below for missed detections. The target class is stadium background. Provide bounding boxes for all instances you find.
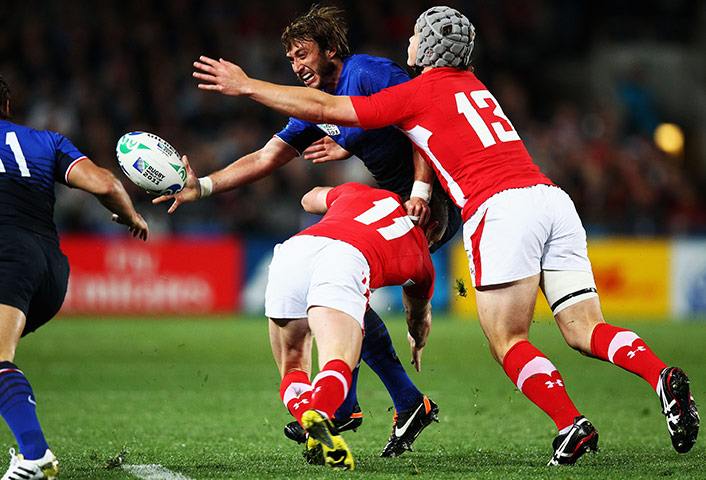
[3,0,706,319]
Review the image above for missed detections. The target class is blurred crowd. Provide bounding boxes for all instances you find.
[2,0,705,237]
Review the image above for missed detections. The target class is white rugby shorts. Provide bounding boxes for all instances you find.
[264,235,370,327]
[463,185,593,287]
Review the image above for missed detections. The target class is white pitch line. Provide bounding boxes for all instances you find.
[123,463,196,480]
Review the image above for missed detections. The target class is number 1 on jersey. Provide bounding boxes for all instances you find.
[0,132,31,177]
[354,197,414,241]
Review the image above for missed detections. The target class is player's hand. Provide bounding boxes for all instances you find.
[303,137,352,163]
[408,332,425,372]
[152,155,200,213]
[404,295,431,372]
[407,311,431,372]
[111,212,149,242]
[405,197,430,226]
[193,56,250,96]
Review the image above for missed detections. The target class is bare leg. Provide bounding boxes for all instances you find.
[554,296,604,355]
[0,304,54,463]
[475,274,539,364]
[475,274,583,431]
[307,306,362,371]
[269,317,312,378]
[0,304,25,361]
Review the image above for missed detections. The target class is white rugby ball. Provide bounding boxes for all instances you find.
[116,131,186,196]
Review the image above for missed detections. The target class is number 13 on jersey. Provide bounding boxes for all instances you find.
[455,89,520,147]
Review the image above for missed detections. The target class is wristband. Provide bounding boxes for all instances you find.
[410,181,432,203]
[198,177,213,198]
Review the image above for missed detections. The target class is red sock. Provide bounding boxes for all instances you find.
[503,341,580,431]
[591,323,666,391]
[310,360,352,419]
[279,370,313,423]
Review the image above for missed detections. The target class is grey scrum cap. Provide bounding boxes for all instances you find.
[415,6,475,69]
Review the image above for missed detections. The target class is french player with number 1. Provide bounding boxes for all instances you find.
[266,182,448,470]
[190,6,699,466]
[0,76,149,480]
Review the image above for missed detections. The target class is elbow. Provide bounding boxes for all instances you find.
[301,187,327,214]
[301,191,315,212]
[92,170,121,197]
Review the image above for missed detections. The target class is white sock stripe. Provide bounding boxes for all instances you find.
[607,331,640,363]
[516,356,557,393]
[312,370,349,399]
[282,382,313,406]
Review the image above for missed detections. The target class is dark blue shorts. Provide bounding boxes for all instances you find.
[0,227,69,336]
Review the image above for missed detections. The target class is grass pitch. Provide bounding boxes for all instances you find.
[5,315,705,479]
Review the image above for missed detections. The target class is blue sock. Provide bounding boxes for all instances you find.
[333,362,360,419]
[361,308,421,412]
[0,362,49,460]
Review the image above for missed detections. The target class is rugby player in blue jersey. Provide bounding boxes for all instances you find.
[0,76,148,480]
[155,5,462,457]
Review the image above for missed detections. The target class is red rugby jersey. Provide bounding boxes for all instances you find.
[297,182,434,299]
[350,68,554,221]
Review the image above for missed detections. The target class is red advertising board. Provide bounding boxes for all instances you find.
[59,235,242,314]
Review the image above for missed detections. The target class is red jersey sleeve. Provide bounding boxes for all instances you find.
[350,78,423,130]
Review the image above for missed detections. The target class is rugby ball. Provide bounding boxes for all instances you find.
[116,131,186,196]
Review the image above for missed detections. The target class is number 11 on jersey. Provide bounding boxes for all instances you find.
[354,197,414,241]
[0,131,31,177]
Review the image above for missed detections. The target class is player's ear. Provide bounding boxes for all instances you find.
[326,47,337,60]
[425,220,440,247]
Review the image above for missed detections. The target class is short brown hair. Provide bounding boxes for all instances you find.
[0,76,10,120]
[281,4,351,60]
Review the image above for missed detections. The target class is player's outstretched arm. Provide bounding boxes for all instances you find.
[153,138,298,213]
[67,159,149,241]
[402,292,432,372]
[193,56,360,127]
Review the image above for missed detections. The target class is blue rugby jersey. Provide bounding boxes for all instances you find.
[0,119,86,239]
[276,54,415,195]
